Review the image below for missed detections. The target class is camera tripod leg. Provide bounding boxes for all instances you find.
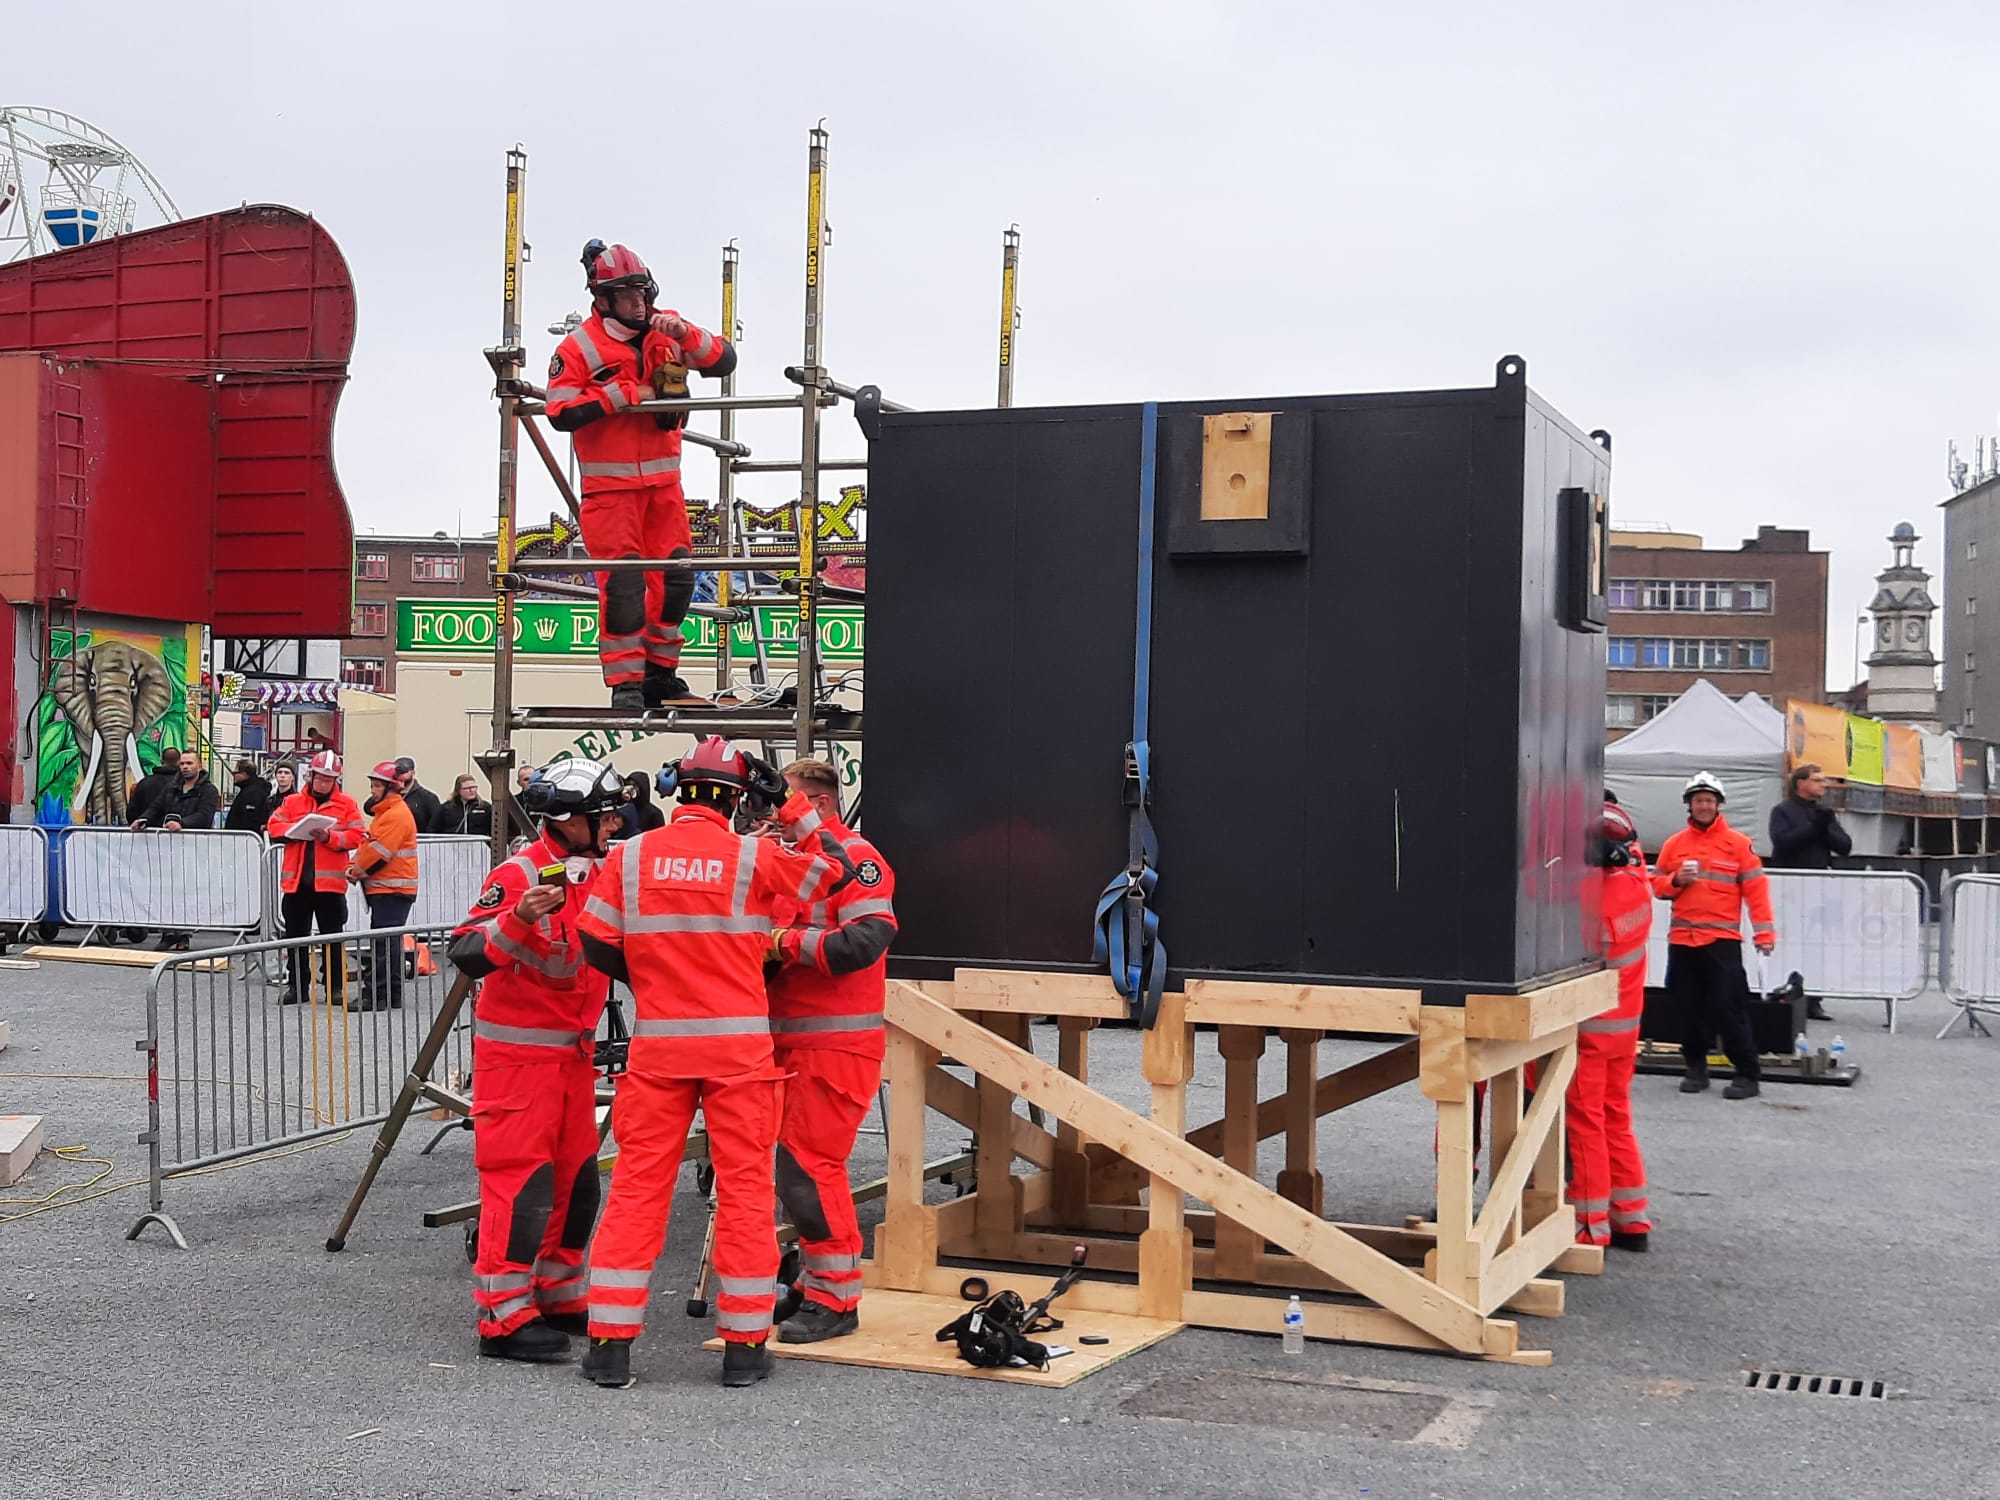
[686,1187,719,1318]
[325,972,475,1252]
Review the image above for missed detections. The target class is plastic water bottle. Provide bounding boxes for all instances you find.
[1794,1033,1810,1060]
[1282,1294,1305,1354]
[1830,1035,1847,1072]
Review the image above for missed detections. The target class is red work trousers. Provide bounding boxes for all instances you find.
[587,1066,780,1345]
[579,482,694,688]
[774,1047,880,1314]
[471,1055,602,1336]
[1565,1028,1650,1245]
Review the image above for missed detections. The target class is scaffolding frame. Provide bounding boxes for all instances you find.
[478,127,902,857]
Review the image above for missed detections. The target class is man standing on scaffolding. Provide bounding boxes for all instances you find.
[546,241,737,710]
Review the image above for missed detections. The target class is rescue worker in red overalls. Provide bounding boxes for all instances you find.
[764,757,897,1343]
[447,756,626,1363]
[1569,798,1652,1251]
[266,749,367,1008]
[545,241,737,710]
[575,737,838,1389]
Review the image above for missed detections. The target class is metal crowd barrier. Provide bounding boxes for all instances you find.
[1644,867,1930,1033]
[128,924,473,1248]
[256,835,493,983]
[0,825,49,922]
[1937,873,2000,1040]
[59,827,264,937]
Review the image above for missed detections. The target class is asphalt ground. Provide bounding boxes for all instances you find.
[1,949,1995,1500]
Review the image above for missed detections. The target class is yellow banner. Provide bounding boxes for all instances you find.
[1846,715,1885,786]
[1883,724,1924,791]
[1786,700,1848,778]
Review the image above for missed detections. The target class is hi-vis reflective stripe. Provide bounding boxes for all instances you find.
[1739,869,1768,883]
[584,895,624,933]
[588,1303,646,1325]
[366,876,419,893]
[1580,1014,1642,1035]
[590,1266,651,1290]
[1670,918,1741,932]
[546,385,584,404]
[632,1015,771,1038]
[1606,947,1646,969]
[485,922,583,978]
[624,913,770,936]
[801,1251,862,1273]
[569,326,606,371]
[599,630,647,656]
[534,1256,580,1283]
[715,1274,776,1298]
[787,806,824,840]
[475,1019,589,1049]
[577,456,683,479]
[477,1271,533,1294]
[1752,922,1776,934]
[603,382,631,411]
[841,898,896,921]
[732,837,758,915]
[795,863,822,900]
[800,929,826,968]
[478,1293,534,1325]
[715,1307,771,1331]
[773,1013,882,1033]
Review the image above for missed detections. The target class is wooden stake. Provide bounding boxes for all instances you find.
[1275,1027,1324,1214]
[1214,1025,1267,1280]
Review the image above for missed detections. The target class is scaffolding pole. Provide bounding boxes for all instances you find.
[716,240,740,693]
[483,146,529,863]
[998,223,1020,408]
[794,122,830,757]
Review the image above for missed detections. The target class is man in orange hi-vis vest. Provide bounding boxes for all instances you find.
[575,737,838,1390]
[1653,771,1775,1101]
[545,241,736,710]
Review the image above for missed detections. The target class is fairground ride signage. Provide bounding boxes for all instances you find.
[396,599,865,662]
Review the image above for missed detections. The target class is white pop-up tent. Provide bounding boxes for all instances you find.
[1605,679,1786,854]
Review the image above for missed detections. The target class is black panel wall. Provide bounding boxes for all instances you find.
[865,362,1609,995]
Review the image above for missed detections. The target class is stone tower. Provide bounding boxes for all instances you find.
[1865,521,1940,727]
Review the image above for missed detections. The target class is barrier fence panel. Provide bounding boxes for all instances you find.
[1938,873,2000,1039]
[128,924,478,1248]
[60,827,265,933]
[1642,868,1929,1032]
[258,834,494,971]
[0,825,49,923]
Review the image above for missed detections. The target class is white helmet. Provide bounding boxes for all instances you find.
[1681,771,1726,804]
[519,756,624,819]
[307,750,343,778]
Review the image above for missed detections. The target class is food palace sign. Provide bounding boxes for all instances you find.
[397,599,865,662]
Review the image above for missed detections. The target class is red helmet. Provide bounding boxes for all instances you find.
[368,760,404,788]
[1601,802,1637,846]
[307,750,343,778]
[677,736,751,791]
[583,239,656,304]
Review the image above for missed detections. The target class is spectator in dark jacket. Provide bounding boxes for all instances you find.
[146,757,221,951]
[433,774,493,838]
[393,756,443,834]
[127,748,181,829]
[610,770,666,841]
[1768,763,1852,870]
[223,760,274,833]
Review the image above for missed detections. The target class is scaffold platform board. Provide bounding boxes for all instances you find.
[507,704,862,739]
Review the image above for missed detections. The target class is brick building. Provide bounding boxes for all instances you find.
[342,533,496,693]
[1604,524,1828,738]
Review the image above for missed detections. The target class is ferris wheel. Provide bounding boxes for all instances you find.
[0,107,180,263]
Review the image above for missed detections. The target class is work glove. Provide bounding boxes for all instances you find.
[648,312,691,341]
[774,791,821,845]
[649,359,689,429]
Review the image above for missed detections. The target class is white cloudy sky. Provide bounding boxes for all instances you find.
[14,1,2000,689]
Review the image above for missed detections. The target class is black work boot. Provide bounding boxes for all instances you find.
[778,1300,859,1344]
[1679,1070,1711,1094]
[540,1311,589,1337]
[1610,1230,1651,1253]
[720,1339,775,1388]
[580,1336,636,1388]
[479,1319,571,1364]
[610,684,646,711]
[1723,1076,1761,1100]
[642,669,696,707]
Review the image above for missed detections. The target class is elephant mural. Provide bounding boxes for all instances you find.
[48,640,177,824]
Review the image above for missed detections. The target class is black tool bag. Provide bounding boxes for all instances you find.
[935,1290,1062,1371]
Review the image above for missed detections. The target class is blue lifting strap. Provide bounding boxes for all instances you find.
[1092,402,1166,1027]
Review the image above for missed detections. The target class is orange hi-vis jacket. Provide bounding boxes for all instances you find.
[453,835,610,1064]
[353,789,419,898]
[1589,853,1653,1035]
[579,804,839,1079]
[1652,815,1774,948]
[543,310,730,492]
[267,788,367,895]
[768,809,898,1060]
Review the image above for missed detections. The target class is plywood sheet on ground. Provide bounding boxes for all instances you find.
[702,1287,1181,1387]
[21,945,225,971]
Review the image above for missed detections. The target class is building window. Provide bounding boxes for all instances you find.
[1608,637,1638,668]
[1969,541,1979,561]
[1970,598,1979,616]
[1640,694,1676,721]
[1606,578,1773,612]
[411,552,463,583]
[1605,695,1638,728]
[356,551,388,581]
[352,601,388,637]
[341,657,387,692]
[1642,637,1674,668]
[1967,651,1977,673]
[1736,639,1770,670]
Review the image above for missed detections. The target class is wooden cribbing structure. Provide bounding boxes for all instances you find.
[867,967,1617,1364]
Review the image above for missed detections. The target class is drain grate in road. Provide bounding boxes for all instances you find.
[1121,1369,1494,1447]
[1743,1367,1888,1400]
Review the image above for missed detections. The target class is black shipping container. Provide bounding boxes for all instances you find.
[865,358,1611,996]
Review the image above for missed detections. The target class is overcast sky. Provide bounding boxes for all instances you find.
[14,2,2000,689]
